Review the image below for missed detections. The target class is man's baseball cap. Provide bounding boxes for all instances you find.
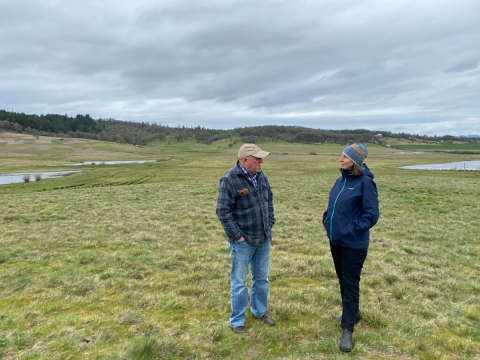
[237,143,270,159]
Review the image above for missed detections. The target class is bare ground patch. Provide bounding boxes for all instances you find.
[0,132,99,144]
[1,144,51,153]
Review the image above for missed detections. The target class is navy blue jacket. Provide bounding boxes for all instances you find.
[323,164,379,249]
[216,162,275,246]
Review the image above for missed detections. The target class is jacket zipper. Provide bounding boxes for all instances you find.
[329,176,346,240]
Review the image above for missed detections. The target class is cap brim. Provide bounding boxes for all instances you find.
[253,150,270,158]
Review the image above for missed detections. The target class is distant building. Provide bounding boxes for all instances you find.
[375,133,383,137]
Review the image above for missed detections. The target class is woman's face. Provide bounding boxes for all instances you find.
[340,152,354,170]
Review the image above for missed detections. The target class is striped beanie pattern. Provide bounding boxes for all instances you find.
[343,143,368,166]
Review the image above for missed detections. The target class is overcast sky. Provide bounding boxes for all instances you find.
[1,0,479,136]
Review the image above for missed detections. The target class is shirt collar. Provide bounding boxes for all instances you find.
[238,162,257,179]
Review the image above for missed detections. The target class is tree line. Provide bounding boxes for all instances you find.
[0,109,474,146]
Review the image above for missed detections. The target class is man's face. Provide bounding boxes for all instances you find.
[242,156,263,175]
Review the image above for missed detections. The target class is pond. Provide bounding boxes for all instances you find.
[0,171,83,185]
[57,160,157,166]
[1,160,158,185]
[400,160,480,171]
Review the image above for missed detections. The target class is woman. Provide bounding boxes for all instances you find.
[322,143,379,352]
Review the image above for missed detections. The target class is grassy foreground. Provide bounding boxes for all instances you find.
[1,133,479,359]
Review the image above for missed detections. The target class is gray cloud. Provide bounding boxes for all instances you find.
[1,0,479,135]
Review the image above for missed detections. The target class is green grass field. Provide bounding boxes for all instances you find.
[381,137,480,153]
[1,132,479,359]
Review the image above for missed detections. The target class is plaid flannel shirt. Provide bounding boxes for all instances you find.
[216,161,275,246]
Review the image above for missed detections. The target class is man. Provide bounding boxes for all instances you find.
[216,143,276,333]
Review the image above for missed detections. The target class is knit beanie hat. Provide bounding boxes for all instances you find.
[343,143,368,166]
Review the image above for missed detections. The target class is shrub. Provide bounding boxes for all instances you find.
[34,174,42,182]
[22,174,30,183]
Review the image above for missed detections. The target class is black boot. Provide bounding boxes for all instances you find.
[339,329,354,352]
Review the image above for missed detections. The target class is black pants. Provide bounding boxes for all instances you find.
[330,242,368,332]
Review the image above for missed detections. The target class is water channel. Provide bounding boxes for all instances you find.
[57,160,157,166]
[0,160,157,185]
[400,160,480,171]
[0,171,83,185]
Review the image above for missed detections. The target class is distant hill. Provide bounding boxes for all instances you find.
[1,109,479,146]
[465,135,480,138]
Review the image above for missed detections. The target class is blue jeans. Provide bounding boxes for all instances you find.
[229,238,271,327]
[330,242,368,332]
